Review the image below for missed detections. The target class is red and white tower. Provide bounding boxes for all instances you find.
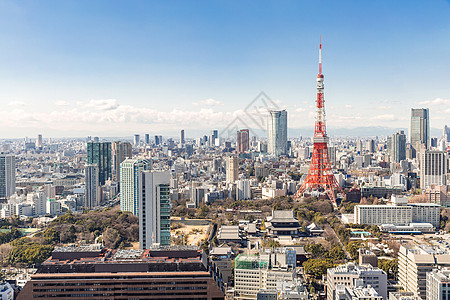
[295,40,343,203]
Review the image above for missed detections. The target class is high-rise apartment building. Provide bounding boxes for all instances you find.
[392,130,406,163]
[236,129,249,153]
[366,139,376,153]
[267,110,287,157]
[139,170,170,249]
[420,150,447,189]
[0,154,15,199]
[86,142,112,185]
[154,135,161,145]
[134,134,140,146]
[399,245,450,300]
[326,262,388,300]
[112,141,132,182]
[36,134,43,149]
[120,158,151,216]
[144,133,150,144]
[411,108,430,151]
[84,164,100,209]
[226,156,238,183]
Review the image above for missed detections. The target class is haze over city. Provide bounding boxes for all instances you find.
[0,0,450,137]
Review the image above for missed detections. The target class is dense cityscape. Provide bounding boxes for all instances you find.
[0,1,449,300]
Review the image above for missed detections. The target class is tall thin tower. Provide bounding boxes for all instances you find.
[295,40,343,203]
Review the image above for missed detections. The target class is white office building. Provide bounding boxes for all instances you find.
[139,170,170,250]
[426,268,450,300]
[237,180,251,200]
[326,263,388,300]
[354,198,440,228]
[120,158,151,216]
[226,156,238,183]
[267,110,287,157]
[235,248,296,299]
[420,151,447,189]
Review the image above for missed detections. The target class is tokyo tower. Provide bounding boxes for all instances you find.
[295,40,343,203]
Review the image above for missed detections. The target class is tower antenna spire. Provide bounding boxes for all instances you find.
[319,36,322,75]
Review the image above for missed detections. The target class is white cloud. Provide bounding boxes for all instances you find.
[295,108,306,112]
[377,105,391,110]
[419,98,450,105]
[8,101,25,107]
[192,98,222,107]
[371,114,396,121]
[84,99,119,110]
[345,104,352,109]
[54,100,69,106]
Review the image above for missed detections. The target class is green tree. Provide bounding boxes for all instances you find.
[345,241,361,260]
[305,243,326,259]
[327,245,346,261]
[303,259,333,279]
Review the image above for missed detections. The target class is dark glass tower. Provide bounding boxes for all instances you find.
[87,142,112,185]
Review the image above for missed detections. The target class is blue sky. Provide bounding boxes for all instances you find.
[0,0,449,137]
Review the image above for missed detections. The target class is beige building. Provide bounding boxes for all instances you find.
[399,245,450,300]
[226,156,238,183]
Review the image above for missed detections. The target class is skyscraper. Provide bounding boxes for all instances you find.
[411,108,430,151]
[0,154,15,199]
[267,110,287,157]
[226,156,238,183]
[391,130,406,163]
[134,134,140,147]
[36,134,43,149]
[236,129,249,153]
[120,158,151,216]
[84,164,100,209]
[112,141,132,182]
[180,130,185,145]
[444,125,450,143]
[144,134,150,144]
[420,150,447,189]
[139,170,170,249]
[87,142,112,185]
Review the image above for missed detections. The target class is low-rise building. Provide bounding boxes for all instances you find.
[265,210,302,238]
[399,245,450,300]
[426,268,450,300]
[326,262,388,300]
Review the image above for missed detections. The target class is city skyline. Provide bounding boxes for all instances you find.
[0,1,449,137]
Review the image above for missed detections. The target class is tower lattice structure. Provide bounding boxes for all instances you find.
[295,41,343,203]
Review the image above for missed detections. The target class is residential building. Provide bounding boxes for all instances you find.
[84,164,100,209]
[267,110,287,157]
[210,246,234,288]
[399,245,450,299]
[120,158,151,216]
[326,262,388,300]
[226,156,238,183]
[0,153,15,199]
[335,283,383,300]
[86,142,112,185]
[139,170,170,250]
[359,248,378,268]
[237,179,251,200]
[237,129,250,153]
[420,150,447,189]
[36,134,43,148]
[112,141,132,182]
[0,282,14,300]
